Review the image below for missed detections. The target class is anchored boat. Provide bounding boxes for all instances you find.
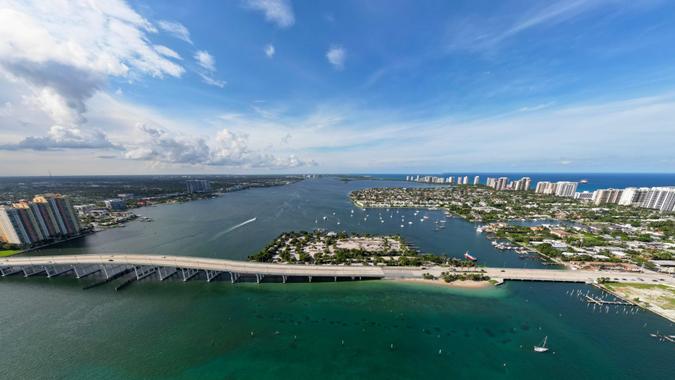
[534,336,549,353]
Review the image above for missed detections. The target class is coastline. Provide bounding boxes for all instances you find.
[596,283,675,323]
[6,230,95,258]
[389,278,493,289]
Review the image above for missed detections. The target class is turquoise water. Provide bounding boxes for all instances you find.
[2,178,674,379]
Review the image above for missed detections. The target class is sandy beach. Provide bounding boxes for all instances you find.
[391,278,493,289]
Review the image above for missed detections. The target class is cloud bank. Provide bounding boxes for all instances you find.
[0,0,310,170]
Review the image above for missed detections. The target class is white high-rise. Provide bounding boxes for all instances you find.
[554,182,578,197]
[512,177,532,191]
[618,187,650,206]
[592,189,623,205]
[640,187,675,212]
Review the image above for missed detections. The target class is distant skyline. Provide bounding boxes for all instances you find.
[1,0,675,175]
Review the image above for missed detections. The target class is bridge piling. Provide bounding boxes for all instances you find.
[44,265,73,278]
[134,266,157,281]
[180,268,199,282]
[101,264,128,280]
[0,266,22,277]
[73,265,100,279]
[22,266,45,278]
[230,272,239,284]
[157,267,177,281]
[205,270,221,282]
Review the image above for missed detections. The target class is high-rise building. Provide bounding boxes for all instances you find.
[535,181,559,195]
[0,205,30,245]
[31,197,63,237]
[535,181,549,194]
[554,182,578,197]
[12,201,46,243]
[0,194,82,247]
[496,177,509,191]
[486,177,497,188]
[186,179,211,194]
[512,177,532,191]
[33,194,81,236]
[462,176,469,185]
[618,187,650,206]
[640,187,675,212]
[473,176,480,185]
[592,189,624,205]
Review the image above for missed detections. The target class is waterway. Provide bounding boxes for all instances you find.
[1,177,674,379]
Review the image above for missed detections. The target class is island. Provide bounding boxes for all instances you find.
[248,230,490,287]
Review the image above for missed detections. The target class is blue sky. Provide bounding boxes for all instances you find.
[1,0,674,174]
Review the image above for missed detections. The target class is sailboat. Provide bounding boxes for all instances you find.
[534,336,549,352]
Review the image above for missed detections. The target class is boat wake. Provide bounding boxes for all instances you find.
[209,217,257,241]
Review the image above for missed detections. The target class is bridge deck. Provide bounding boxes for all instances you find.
[1,254,673,285]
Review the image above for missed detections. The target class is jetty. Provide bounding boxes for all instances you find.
[584,295,631,306]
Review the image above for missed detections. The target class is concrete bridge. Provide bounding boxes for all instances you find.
[1,254,673,286]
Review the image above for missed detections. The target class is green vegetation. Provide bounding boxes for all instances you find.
[603,283,675,310]
[0,175,302,205]
[0,249,20,257]
[250,230,477,267]
[440,271,490,283]
[649,220,675,238]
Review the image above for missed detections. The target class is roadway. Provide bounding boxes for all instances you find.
[1,254,674,285]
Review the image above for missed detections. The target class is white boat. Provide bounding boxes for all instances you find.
[464,251,477,261]
[534,336,549,353]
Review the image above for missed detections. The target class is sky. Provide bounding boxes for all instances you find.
[1,0,675,175]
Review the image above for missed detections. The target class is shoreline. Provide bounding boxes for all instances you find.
[596,283,675,323]
[8,231,96,258]
[388,278,493,289]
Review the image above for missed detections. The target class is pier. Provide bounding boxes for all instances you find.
[1,254,673,287]
[584,295,631,306]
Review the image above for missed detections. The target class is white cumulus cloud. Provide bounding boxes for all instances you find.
[244,0,295,28]
[326,45,346,70]
[0,125,117,151]
[123,123,312,169]
[194,50,216,71]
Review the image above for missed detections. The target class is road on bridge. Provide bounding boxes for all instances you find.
[2,254,673,285]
